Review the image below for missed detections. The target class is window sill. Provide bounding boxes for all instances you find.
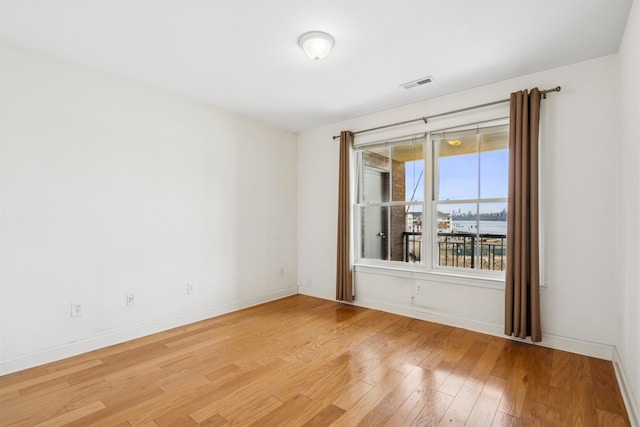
[353,262,506,290]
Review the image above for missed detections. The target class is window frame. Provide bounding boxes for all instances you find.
[353,119,510,281]
[354,134,427,267]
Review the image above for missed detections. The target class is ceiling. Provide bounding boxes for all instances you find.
[0,1,633,132]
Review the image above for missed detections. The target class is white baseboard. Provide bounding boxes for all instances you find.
[0,287,298,376]
[613,348,640,427]
[536,332,614,360]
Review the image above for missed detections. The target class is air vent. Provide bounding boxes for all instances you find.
[400,76,434,90]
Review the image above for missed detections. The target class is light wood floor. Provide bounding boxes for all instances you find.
[0,295,630,426]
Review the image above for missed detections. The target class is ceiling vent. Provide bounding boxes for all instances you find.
[400,76,434,90]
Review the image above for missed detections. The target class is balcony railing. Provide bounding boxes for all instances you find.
[403,231,507,271]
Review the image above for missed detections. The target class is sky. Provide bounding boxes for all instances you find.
[405,148,509,215]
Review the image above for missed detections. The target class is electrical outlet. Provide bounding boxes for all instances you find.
[279,267,284,277]
[415,283,423,295]
[126,294,136,306]
[187,283,195,294]
[70,302,83,317]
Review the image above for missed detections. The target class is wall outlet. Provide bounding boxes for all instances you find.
[126,294,136,306]
[415,283,423,295]
[187,283,195,294]
[279,267,285,277]
[70,302,83,317]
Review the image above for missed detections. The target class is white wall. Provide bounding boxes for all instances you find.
[0,44,298,374]
[298,55,621,359]
[616,0,640,423]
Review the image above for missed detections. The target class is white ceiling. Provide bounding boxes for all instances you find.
[0,1,633,132]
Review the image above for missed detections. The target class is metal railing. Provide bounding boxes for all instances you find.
[402,231,507,271]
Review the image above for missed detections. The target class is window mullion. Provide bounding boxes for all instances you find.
[476,133,481,270]
[386,146,392,261]
[425,133,435,270]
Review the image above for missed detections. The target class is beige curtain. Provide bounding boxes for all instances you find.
[505,88,542,342]
[336,131,354,302]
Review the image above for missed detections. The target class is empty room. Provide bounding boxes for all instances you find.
[1,1,638,426]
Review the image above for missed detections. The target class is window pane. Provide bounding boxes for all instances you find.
[360,204,424,264]
[360,205,389,260]
[478,202,508,271]
[478,202,508,235]
[391,142,424,202]
[438,136,478,200]
[480,130,509,198]
[361,147,390,203]
[437,203,477,269]
[445,203,478,234]
[402,205,423,264]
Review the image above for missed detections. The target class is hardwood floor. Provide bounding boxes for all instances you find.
[0,295,630,426]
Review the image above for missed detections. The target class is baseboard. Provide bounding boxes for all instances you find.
[0,287,298,376]
[348,295,505,337]
[613,348,640,427]
[536,332,614,360]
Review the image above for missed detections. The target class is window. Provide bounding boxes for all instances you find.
[355,136,425,263]
[354,121,509,277]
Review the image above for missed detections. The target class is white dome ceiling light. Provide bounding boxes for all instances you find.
[298,31,335,61]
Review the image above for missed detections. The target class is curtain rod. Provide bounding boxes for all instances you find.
[331,86,561,140]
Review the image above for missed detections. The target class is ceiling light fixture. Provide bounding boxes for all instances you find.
[447,140,462,146]
[298,31,334,61]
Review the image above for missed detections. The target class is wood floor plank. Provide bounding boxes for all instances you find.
[490,342,526,381]
[465,375,507,427]
[519,399,548,427]
[185,359,290,423]
[420,346,449,371]
[301,404,346,426]
[382,367,444,427]
[437,377,484,426]
[439,339,488,396]
[497,367,529,417]
[440,328,476,365]
[549,349,572,391]
[247,393,312,426]
[126,377,213,425]
[332,380,374,411]
[298,352,382,400]
[597,408,630,427]
[217,394,283,426]
[356,366,430,427]
[546,386,572,426]
[571,351,594,384]
[410,390,455,426]
[589,357,629,417]
[519,345,552,408]
[330,367,408,426]
[492,410,518,427]
[0,295,630,427]
[572,379,599,427]
[33,400,106,427]
[1,359,103,394]
[469,338,506,382]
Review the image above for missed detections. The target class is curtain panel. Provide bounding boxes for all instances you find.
[505,88,542,342]
[336,131,354,302]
